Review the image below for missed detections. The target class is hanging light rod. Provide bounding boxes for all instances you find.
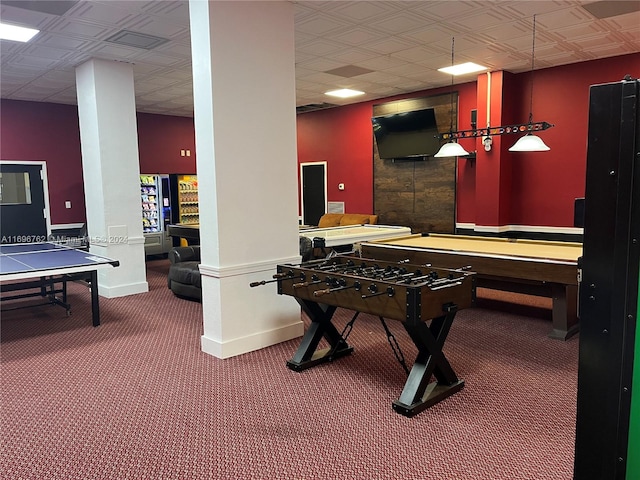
[439,121,554,141]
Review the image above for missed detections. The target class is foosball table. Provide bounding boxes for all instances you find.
[251,255,476,417]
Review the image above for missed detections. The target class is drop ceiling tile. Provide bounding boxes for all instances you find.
[602,12,640,30]
[536,6,594,30]
[357,54,411,71]
[33,33,94,51]
[8,54,60,69]
[362,36,422,55]
[48,18,113,39]
[500,1,575,18]
[295,13,353,36]
[87,43,142,60]
[367,12,437,35]
[0,4,59,29]
[296,57,348,73]
[124,16,189,38]
[330,27,385,46]
[71,1,136,25]
[21,44,76,61]
[448,9,515,30]
[328,2,394,22]
[477,20,533,42]
[132,51,189,68]
[328,49,379,65]
[141,0,190,20]
[297,38,350,56]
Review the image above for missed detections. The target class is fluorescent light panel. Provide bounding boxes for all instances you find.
[325,88,365,98]
[0,22,39,42]
[438,62,487,75]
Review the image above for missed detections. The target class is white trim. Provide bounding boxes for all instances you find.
[201,320,303,359]
[199,254,302,279]
[300,161,327,226]
[51,223,85,230]
[0,160,52,237]
[90,235,145,247]
[456,222,583,236]
[99,280,149,298]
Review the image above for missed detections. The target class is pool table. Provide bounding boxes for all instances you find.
[360,233,583,340]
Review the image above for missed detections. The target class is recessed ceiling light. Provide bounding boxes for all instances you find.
[438,62,487,76]
[0,22,39,42]
[325,88,365,99]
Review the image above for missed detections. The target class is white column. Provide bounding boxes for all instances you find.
[75,58,148,297]
[189,1,302,358]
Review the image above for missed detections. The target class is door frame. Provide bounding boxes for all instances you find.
[300,161,327,226]
[0,160,52,237]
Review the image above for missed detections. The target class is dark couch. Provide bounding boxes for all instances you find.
[167,246,202,301]
[168,240,313,301]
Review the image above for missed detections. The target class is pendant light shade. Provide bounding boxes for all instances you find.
[510,14,551,152]
[509,133,550,152]
[434,141,470,158]
[434,37,470,159]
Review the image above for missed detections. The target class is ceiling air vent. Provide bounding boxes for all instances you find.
[582,1,640,19]
[296,103,338,114]
[105,30,169,50]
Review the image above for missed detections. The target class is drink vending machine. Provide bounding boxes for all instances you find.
[140,174,173,255]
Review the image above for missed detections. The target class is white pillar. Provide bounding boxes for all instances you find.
[189,1,302,358]
[75,58,148,297]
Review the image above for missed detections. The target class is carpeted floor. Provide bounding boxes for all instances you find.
[1,258,578,479]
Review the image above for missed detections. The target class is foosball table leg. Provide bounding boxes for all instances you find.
[286,299,354,372]
[392,306,464,417]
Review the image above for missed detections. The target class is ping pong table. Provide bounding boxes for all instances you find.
[0,242,119,326]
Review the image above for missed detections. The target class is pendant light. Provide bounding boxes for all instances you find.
[509,14,550,152]
[434,37,470,158]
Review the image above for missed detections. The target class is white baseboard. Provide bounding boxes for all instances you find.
[456,223,583,236]
[99,281,149,298]
[201,320,303,359]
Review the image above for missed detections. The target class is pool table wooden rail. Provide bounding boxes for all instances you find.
[360,234,582,340]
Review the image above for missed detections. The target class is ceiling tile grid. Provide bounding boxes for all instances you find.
[0,0,638,116]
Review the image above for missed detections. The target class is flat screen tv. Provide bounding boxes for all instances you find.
[372,108,441,160]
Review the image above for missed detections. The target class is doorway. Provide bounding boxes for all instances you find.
[0,161,50,243]
[300,162,327,226]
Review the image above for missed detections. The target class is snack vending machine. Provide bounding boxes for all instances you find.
[140,174,172,255]
[169,174,199,226]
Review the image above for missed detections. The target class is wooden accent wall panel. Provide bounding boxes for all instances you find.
[373,94,457,234]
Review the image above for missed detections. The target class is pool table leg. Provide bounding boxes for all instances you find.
[549,284,579,340]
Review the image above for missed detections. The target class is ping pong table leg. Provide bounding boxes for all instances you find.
[89,270,100,327]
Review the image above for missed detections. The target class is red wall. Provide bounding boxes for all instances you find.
[137,113,196,175]
[297,53,640,229]
[296,82,478,215]
[0,101,86,225]
[506,54,639,227]
[2,53,638,230]
[0,100,196,225]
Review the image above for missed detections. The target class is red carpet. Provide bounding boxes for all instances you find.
[1,259,578,479]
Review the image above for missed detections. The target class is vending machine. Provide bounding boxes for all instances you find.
[169,174,199,225]
[140,174,173,255]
